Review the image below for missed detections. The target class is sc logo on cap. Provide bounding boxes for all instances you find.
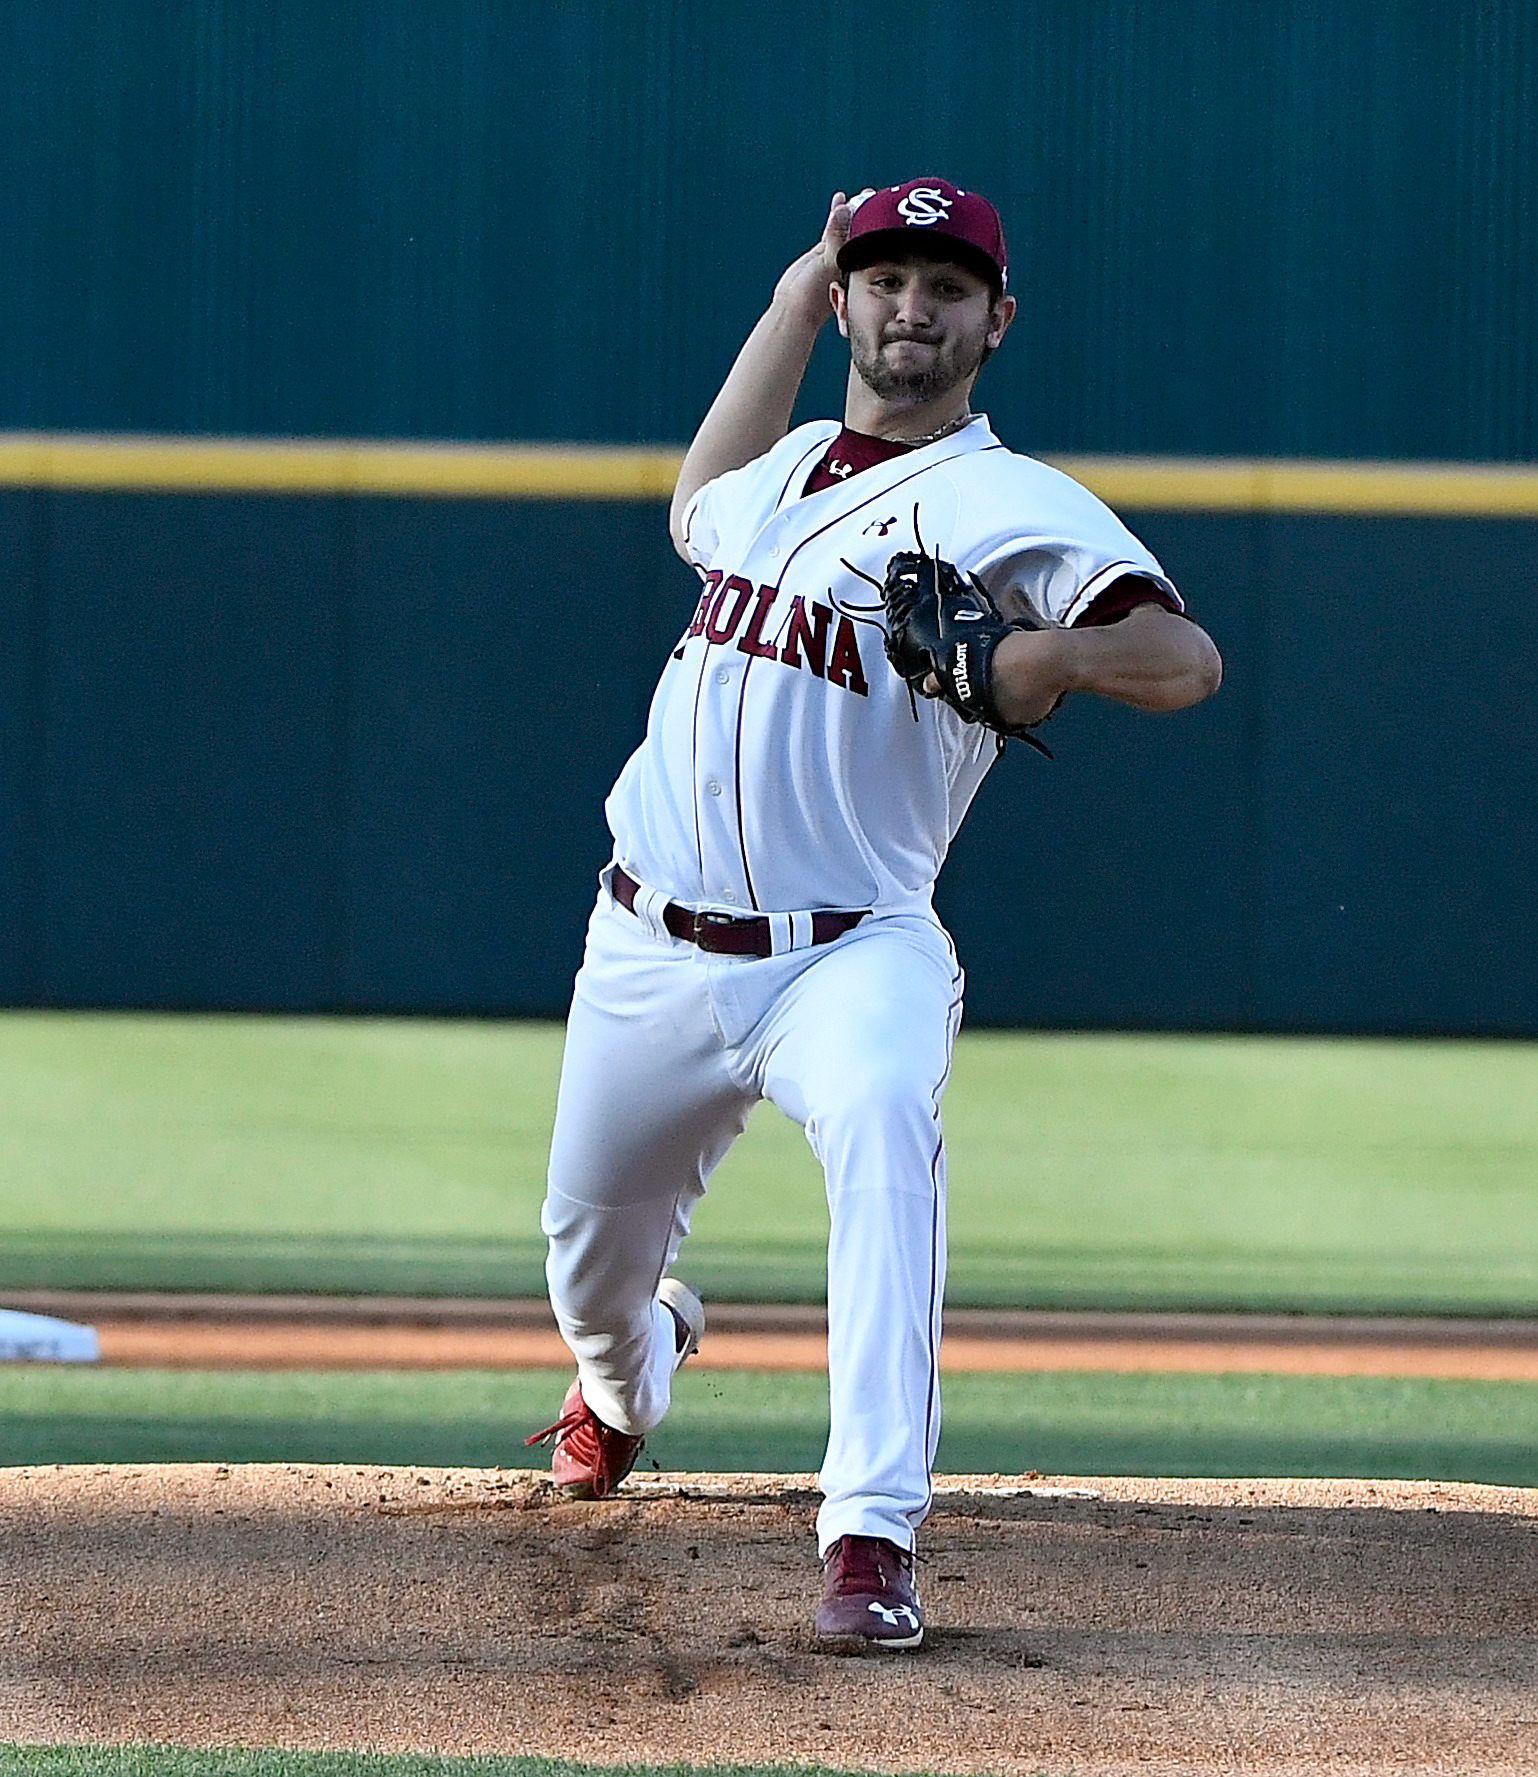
[897,186,953,227]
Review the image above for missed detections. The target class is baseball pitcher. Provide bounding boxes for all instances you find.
[528,178,1223,1649]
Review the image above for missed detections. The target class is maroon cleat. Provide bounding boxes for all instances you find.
[524,1376,644,1500]
[813,1534,924,1649]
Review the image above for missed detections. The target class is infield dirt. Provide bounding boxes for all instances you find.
[2,1463,1535,1776]
[14,1292,1538,1380]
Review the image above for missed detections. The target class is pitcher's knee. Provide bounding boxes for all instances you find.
[542,1192,657,1330]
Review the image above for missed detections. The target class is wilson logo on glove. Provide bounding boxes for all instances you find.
[879,513,1055,758]
[952,642,974,702]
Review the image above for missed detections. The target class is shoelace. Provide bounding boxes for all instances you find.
[523,1398,588,1450]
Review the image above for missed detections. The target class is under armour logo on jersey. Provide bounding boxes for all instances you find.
[897,186,953,227]
[863,516,899,537]
[828,460,854,479]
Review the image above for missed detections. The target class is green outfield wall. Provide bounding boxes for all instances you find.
[1,1,1534,460]
[1,443,1533,1033]
[1,4,1534,1029]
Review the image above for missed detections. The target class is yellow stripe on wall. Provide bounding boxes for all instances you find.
[0,433,684,500]
[3,431,1538,515]
[1046,454,1538,516]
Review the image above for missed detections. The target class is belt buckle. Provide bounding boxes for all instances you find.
[692,910,741,942]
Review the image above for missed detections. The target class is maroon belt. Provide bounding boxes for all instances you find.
[610,866,867,958]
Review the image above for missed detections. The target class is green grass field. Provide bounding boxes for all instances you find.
[2,1012,1536,1312]
[0,1754,911,1777]
[5,1365,1538,1485]
[3,1016,1532,1777]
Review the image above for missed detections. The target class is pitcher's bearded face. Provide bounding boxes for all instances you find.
[842,258,1003,405]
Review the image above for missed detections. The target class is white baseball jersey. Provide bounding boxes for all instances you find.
[605,414,1179,919]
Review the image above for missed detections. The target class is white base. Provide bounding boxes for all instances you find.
[0,1308,100,1363]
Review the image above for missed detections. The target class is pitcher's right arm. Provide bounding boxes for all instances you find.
[668,193,861,560]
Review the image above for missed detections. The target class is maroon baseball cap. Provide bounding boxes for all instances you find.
[837,178,1009,289]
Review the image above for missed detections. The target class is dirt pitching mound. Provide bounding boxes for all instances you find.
[1,1464,1536,1776]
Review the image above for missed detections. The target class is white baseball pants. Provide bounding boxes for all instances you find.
[541,886,963,1553]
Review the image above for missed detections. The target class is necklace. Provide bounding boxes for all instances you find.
[889,411,974,449]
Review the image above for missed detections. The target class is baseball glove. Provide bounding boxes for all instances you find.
[881,549,1057,757]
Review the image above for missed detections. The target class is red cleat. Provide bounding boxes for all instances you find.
[524,1376,644,1500]
[526,1282,703,1499]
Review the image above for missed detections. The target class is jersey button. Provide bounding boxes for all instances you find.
[715,668,730,684]
[706,780,722,797]
[722,890,738,903]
